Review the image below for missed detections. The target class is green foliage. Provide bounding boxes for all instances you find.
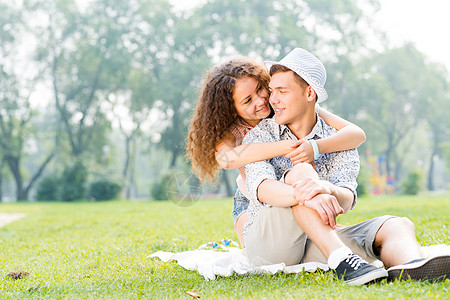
[402,169,424,195]
[35,174,60,201]
[0,0,449,200]
[356,164,370,197]
[60,161,88,201]
[151,171,177,201]
[0,195,448,298]
[88,178,122,201]
[443,141,450,173]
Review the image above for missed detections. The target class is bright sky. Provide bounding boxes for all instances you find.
[374,0,450,70]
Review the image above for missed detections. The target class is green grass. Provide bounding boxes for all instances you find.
[0,195,449,299]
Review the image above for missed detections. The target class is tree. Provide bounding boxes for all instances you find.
[107,79,152,198]
[34,0,134,159]
[99,0,180,196]
[135,1,211,169]
[357,45,439,186]
[0,2,54,201]
[418,62,450,190]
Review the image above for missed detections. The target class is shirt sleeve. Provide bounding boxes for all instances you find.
[242,125,278,204]
[325,148,360,209]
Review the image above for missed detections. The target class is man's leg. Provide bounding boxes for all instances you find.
[284,163,387,285]
[375,217,450,281]
[244,206,308,266]
[374,217,422,267]
[284,164,346,257]
[291,204,344,258]
[299,209,450,282]
[301,215,396,264]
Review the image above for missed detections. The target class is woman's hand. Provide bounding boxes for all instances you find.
[284,140,314,165]
[293,177,331,205]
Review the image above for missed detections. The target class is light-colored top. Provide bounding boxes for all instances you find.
[242,116,359,236]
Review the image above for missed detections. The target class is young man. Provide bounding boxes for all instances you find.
[242,48,450,285]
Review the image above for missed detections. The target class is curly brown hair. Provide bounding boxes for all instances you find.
[186,57,270,183]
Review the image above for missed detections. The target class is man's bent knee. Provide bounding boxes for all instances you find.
[377,217,416,241]
[284,163,318,185]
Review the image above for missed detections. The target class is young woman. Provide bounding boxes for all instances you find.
[186,57,366,247]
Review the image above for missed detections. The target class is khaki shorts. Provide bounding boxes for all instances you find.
[244,206,395,266]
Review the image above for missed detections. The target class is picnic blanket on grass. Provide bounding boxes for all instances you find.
[148,241,450,280]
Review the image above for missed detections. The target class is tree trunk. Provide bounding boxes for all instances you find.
[384,133,395,181]
[221,170,233,197]
[125,136,137,199]
[127,161,136,199]
[24,150,55,200]
[123,135,131,178]
[427,145,438,191]
[169,147,179,169]
[394,159,403,190]
[123,135,131,199]
[5,155,24,201]
[0,159,3,202]
[5,150,54,202]
[384,149,392,179]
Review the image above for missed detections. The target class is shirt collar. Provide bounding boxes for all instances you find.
[277,113,325,140]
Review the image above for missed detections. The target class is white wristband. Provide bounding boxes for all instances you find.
[309,139,320,160]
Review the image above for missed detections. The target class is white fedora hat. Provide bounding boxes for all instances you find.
[265,48,328,103]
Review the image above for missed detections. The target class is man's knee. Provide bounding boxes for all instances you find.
[379,217,416,238]
[284,163,318,185]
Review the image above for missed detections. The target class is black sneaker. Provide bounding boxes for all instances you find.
[387,255,450,281]
[334,254,388,286]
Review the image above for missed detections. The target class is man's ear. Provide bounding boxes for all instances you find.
[306,86,316,102]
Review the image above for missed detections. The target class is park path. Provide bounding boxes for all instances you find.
[0,213,26,228]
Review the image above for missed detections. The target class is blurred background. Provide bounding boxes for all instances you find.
[0,0,449,203]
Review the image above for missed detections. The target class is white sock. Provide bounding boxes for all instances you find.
[328,246,353,269]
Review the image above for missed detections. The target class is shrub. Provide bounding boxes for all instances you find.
[151,172,177,201]
[60,160,88,201]
[88,178,122,201]
[36,174,60,201]
[356,165,370,197]
[402,169,423,195]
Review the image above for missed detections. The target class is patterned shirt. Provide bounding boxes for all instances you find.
[242,115,359,236]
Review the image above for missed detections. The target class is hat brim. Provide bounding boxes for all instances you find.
[264,60,328,103]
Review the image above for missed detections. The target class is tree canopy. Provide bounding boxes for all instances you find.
[0,0,448,201]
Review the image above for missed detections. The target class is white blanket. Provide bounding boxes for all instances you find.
[148,243,450,280]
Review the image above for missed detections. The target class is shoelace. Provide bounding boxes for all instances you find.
[345,254,366,270]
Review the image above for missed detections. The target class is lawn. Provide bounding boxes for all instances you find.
[0,195,449,299]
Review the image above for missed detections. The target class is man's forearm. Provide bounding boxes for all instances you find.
[324,181,354,212]
[257,179,298,207]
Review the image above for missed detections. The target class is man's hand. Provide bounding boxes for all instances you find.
[303,194,344,229]
[293,177,332,205]
[284,140,314,165]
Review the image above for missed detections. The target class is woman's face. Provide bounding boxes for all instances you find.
[233,77,270,127]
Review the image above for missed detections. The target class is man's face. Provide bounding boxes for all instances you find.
[268,71,308,125]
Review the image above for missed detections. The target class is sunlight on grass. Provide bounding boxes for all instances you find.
[0,195,449,298]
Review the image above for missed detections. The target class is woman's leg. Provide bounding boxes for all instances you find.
[235,211,249,248]
[232,188,250,248]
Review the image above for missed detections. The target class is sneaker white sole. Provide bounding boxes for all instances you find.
[346,268,388,286]
[387,255,450,281]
